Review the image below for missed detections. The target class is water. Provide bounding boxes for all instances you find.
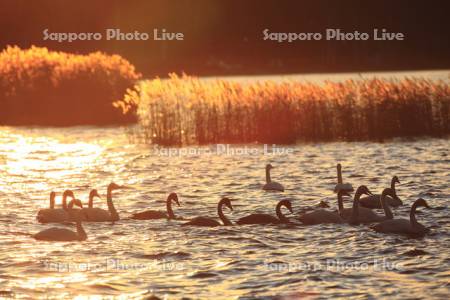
[0,125,449,299]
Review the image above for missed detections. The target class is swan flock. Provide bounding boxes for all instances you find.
[33,163,433,241]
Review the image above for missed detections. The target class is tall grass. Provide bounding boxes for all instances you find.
[0,46,141,125]
[117,73,450,145]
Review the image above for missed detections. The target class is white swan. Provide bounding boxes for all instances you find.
[130,192,181,220]
[182,198,233,227]
[33,211,87,242]
[82,183,122,222]
[237,200,293,225]
[87,189,101,209]
[262,164,284,192]
[340,186,394,224]
[360,176,403,208]
[298,192,349,225]
[66,198,84,222]
[37,190,75,223]
[79,189,101,220]
[36,191,56,221]
[372,198,430,235]
[333,163,354,193]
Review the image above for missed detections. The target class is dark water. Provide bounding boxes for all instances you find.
[0,126,449,299]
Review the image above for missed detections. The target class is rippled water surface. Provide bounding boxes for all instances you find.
[0,126,449,299]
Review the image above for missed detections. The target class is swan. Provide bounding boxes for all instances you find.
[372,198,430,235]
[36,191,56,221]
[130,192,180,220]
[342,187,394,224]
[33,212,87,242]
[88,189,101,209]
[236,199,292,225]
[262,164,285,192]
[182,198,233,227]
[79,189,100,220]
[333,163,354,193]
[360,176,403,208]
[37,190,75,223]
[298,193,349,225]
[82,183,122,222]
[66,198,84,222]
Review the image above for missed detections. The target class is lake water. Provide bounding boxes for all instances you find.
[0,126,448,299]
[0,70,449,299]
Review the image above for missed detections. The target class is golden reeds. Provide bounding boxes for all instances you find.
[118,73,450,145]
[0,46,141,125]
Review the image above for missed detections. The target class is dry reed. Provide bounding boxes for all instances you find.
[117,73,450,145]
[0,46,141,125]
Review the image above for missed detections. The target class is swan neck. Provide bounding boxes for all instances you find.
[218,202,231,226]
[337,193,344,212]
[410,201,420,227]
[391,179,398,196]
[167,197,175,219]
[266,168,271,183]
[381,193,394,219]
[275,202,287,221]
[76,219,87,241]
[337,166,343,184]
[107,190,119,221]
[350,191,360,222]
[62,194,68,210]
[50,194,55,209]
[88,195,94,209]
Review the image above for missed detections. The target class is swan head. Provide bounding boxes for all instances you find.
[68,199,83,209]
[415,198,430,209]
[393,176,400,184]
[266,164,274,171]
[356,185,373,196]
[220,197,233,211]
[89,189,101,199]
[169,192,180,206]
[280,199,293,213]
[63,190,75,199]
[108,182,123,192]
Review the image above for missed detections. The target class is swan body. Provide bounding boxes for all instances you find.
[299,208,344,225]
[36,190,75,223]
[333,163,354,193]
[82,183,122,222]
[342,187,394,224]
[66,198,84,221]
[360,176,403,208]
[237,199,292,225]
[262,164,284,192]
[131,193,180,220]
[298,192,351,225]
[182,198,233,227]
[372,198,430,235]
[80,189,103,220]
[36,192,57,222]
[33,213,87,241]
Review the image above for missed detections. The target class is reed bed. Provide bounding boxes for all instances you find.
[117,73,450,145]
[0,46,141,125]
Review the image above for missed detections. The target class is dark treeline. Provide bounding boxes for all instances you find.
[1,0,449,77]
